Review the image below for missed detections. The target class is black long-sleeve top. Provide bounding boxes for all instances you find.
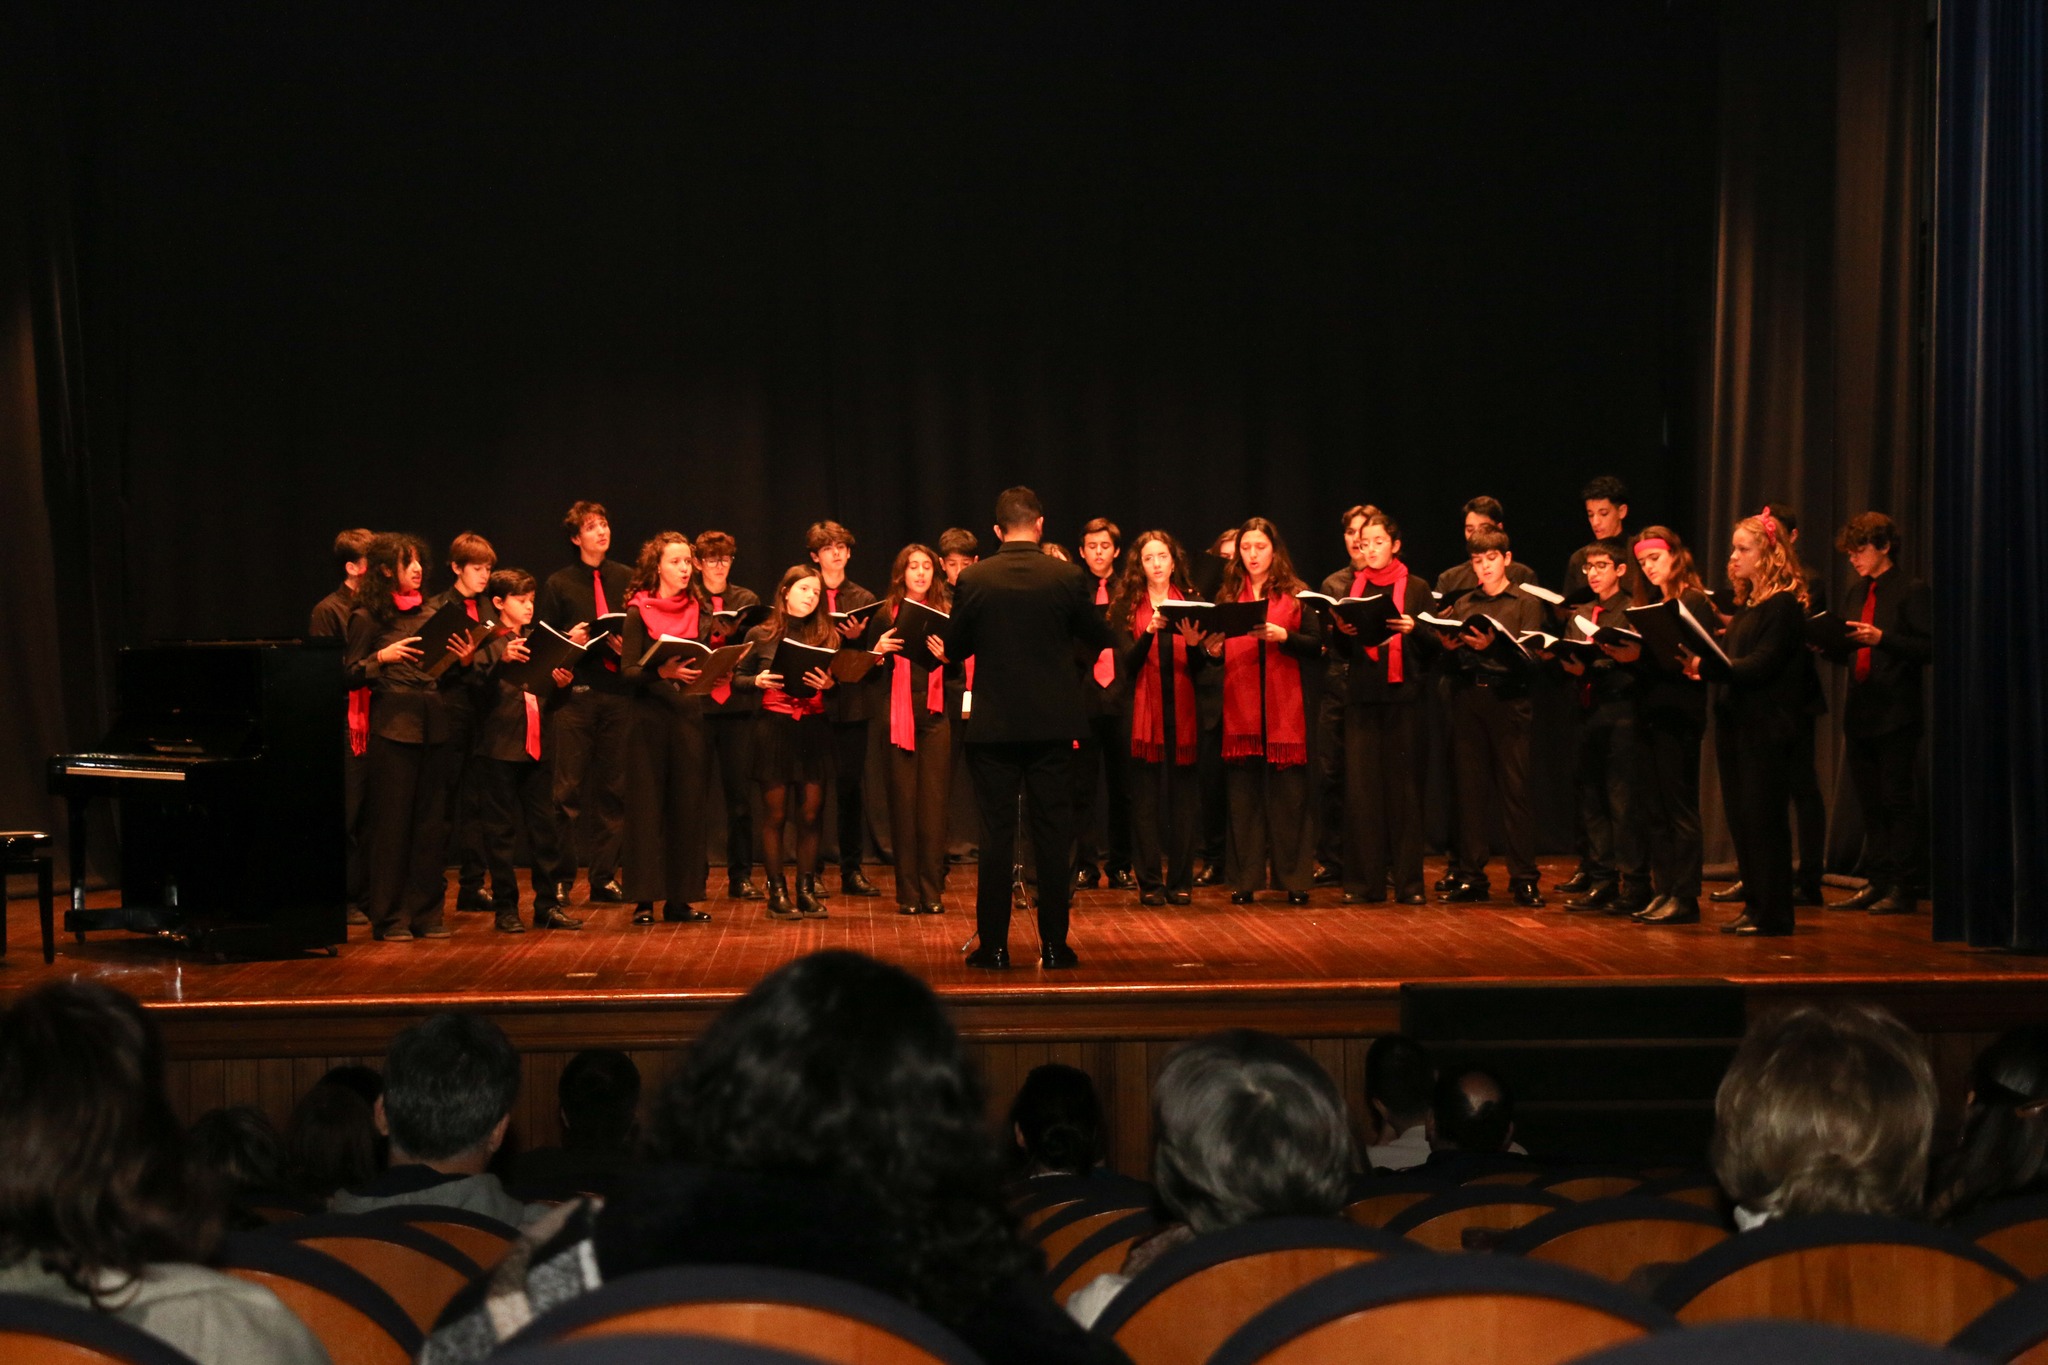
[1827,570,1933,738]
[309,584,355,639]
[1442,586,1547,696]
[697,583,763,715]
[823,578,881,723]
[537,558,636,694]
[620,601,709,718]
[1326,574,1437,705]
[342,599,449,744]
[1630,587,1712,728]
[1571,591,1638,707]
[471,628,569,762]
[1111,600,1209,765]
[1714,590,1808,731]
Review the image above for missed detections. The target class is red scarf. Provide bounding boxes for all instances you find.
[628,589,700,644]
[1222,585,1307,766]
[888,600,944,750]
[1354,559,1410,683]
[392,589,422,612]
[351,591,422,754]
[1129,598,1197,764]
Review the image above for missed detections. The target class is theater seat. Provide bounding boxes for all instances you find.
[264,1212,483,1332]
[503,1265,985,1365]
[216,1233,422,1365]
[1204,1252,1674,1365]
[0,1293,200,1365]
[1383,1185,1571,1251]
[1577,1319,1981,1365]
[1651,1213,2024,1345]
[1537,1167,1646,1202]
[362,1203,519,1271]
[1341,1173,1449,1228]
[1495,1198,1730,1283]
[1044,1210,1158,1305]
[1089,1216,1419,1365]
[491,1337,849,1365]
[1951,1275,2048,1364]
[1956,1193,2048,1280]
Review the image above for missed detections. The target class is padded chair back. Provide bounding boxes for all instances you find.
[1383,1186,1572,1251]
[1341,1173,1449,1228]
[1538,1168,1645,1202]
[1951,1275,2048,1364]
[1027,1193,1155,1272]
[1957,1193,2048,1281]
[1629,1174,1723,1213]
[494,1336,864,1365]
[1578,1319,1983,1365]
[1091,1216,1419,1365]
[507,1265,985,1365]
[1494,1198,1731,1283]
[1043,1210,1159,1305]
[365,1203,519,1271]
[1465,1169,1545,1186]
[1652,1213,2023,1345]
[269,1211,483,1332]
[216,1233,422,1365]
[0,1293,200,1365]
[1205,1253,1675,1365]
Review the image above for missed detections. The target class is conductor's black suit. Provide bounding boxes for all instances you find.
[945,539,1115,960]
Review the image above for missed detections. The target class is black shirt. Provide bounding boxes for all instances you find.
[309,584,356,639]
[538,559,636,694]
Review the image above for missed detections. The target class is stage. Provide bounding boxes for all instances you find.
[5,856,2043,1173]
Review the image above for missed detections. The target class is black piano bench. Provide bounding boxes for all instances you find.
[1,831,57,964]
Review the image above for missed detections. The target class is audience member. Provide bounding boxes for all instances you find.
[1009,1063,1108,1179]
[331,1012,540,1227]
[0,983,327,1365]
[1067,1030,1353,1328]
[188,1106,302,1226]
[1712,1003,1935,1228]
[1363,1034,1435,1171]
[1929,1024,2048,1221]
[506,1049,644,1199]
[285,1078,380,1203]
[1418,1066,1536,1183]
[422,951,1124,1365]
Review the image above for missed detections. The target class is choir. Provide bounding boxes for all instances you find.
[323,482,1930,943]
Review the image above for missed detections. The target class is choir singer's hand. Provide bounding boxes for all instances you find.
[1391,615,1416,634]
[1175,620,1205,646]
[1846,621,1883,646]
[1602,640,1641,663]
[568,623,591,646]
[873,627,903,656]
[503,637,532,662]
[835,616,864,640]
[1681,652,1702,681]
[926,636,948,662]
[658,658,694,682]
[378,636,424,665]
[1333,617,1359,636]
[804,667,836,692]
[550,667,574,689]
[1559,654,1586,676]
[1258,621,1288,643]
[1145,610,1165,634]
[754,671,783,691]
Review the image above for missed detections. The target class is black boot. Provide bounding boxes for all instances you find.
[801,873,831,904]
[797,877,830,917]
[766,876,799,920]
[1511,878,1546,908]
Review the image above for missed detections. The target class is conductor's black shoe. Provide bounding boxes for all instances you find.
[632,902,656,925]
[965,945,1011,970]
[1511,879,1546,908]
[1229,890,1257,904]
[1564,884,1617,912]
[494,911,526,934]
[840,868,880,897]
[1287,891,1312,905]
[729,879,763,901]
[1707,881,1746,904]
[1110,868,1138,891]
[1795,881,1826,906]
[1140,890,1166,906]
[1434,874,1464,894]
[1839,883,1887,910]
[1194,864,1224,887]
[1556,870,1597,896]
[1868,891,1919,915]
[1073,866,1101,890]
[1167,891,1192,905]
[589,880,625,903]
[1041,944,1079,969]
[1439,880,1489,903]
[1641,895,1700,924]
[664,902,711,923]
[456,889,492,912]
[536,906,584,929]
[1397,892,1428,906]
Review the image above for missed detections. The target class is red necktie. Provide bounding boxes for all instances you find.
[593,569,617,672]
[1092,576,1115,688]
[1854,583,1877,681]
[464,598,479,621]
[710,593,732,704]
[523,692,542,760]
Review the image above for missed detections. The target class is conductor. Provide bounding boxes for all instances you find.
[945,486,1116,970]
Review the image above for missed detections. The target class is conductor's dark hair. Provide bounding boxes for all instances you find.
[938,527,979,559]
[649,950,1032,1329]
[380,1013,521,1163]
[1008,1064,1106,1177]
[1467,526,1513,557]
[1080,517,1122,547]
[488,567,538,601]
[993,486,1043,530]
[0,983,220,1299]
[358,531,430,626]
[1151,1030,1355,1235]
[559,1049,642,1151]
[1365,1034,1436,1130]
[1463,495,1506,524]
[1580,475,1629,504]
[1434,1067,1517,1153]
[333,527,374,573]
[563,499,609,539]
[1835,511,1900,557]
[1930,1025,2048,1220]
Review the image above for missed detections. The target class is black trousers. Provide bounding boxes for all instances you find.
[621,696,708,906]
[1314,686,1347,876]
[886,718,953,907]
[343,741,366,909]
[1072,712,1134,875]
[1847,725,1923,892]
[1130,756,1200,893]
[1226,760,1313,894]
[1717,706,1796,932]
[1790,713,1826,885]
[1343,700,1426,900]
[361,733,451,934]
[705,710,756,884]
[551,687,631,886]
[1638,713,1704,899]
[1575,702,1650,896]
[831,719,871,871]
[1450,683,1538,884]
[439,702,487,898]
[1198,720,1227,865]
[476,755,576,913]
[967,741,1076,952]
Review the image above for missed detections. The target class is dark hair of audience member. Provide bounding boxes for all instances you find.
[1365,1034,1435,1135]
[1929,1025,2048,1221]
[1712,1002,1936,1220]
[286,1080,381,1201]
[0,983,221,1298]
[1433,1067,1516,1153]
[188,1107,289,1226]
[381,1013,521,1162]
[1150,1030,1354,1235]
[1008,1064,1106,1177]
[560,1049,642,1152]
[649,950,1031,1326]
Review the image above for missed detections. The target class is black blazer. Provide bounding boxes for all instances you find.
[1714,591,1807,739]
[824,578,881,724]
[1831,571,1932,738]
[945,540,1115,744]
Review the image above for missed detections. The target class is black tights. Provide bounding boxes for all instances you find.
[761,781,824,883]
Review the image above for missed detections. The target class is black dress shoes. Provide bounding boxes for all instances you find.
[898,902,920,916]
[346,907,370,926]
[1312,863,1341,887]
[1397,892,1427,906]
[535,906,584,930]
[664,902,711,923]
[1511,879,1546,909]
[1839,883,1887,910]
[1868,891,1919,915]
[1439,880,1489,904]
[729,879,764,901]
[1434,873,1464,893]
[1556,870,1597,896]
[1707,881,1745,904]
[494,910,526,933]
[1041,943,1079,969]
[841,868,880,897]
[1229,890,1257,904]
[1564,884,1617,913]
[632,902,656,925]
[1073,867,1101,890]
[1343,892,1386,905]
[1194,864,1225,887]
[1167,891,1192,905]
[1608,892,1655,918]
[1795,881,1826,906]
[1110,868,1138,891]
[1631,895,1669,921]
[1719,912,1788,936]
[965,944,1011,970]
[1640,896,1700,925]
[1140,890,1166,906]
[919,901,946,915]
[589,880,626,903]
[1287,891,1312,906]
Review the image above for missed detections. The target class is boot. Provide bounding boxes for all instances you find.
[1511,878,1546,908]
[766,876,799,920]
[797,877,830,917]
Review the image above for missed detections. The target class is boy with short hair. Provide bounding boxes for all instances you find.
[312,528,375,922]
[1558,541,1651,914]
[695,529,764,900]
[808,519,882,896]
[425,532,498,912]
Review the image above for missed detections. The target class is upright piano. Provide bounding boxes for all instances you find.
[49,640,346,956]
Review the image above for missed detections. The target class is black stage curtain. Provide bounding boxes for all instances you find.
[1931,0,2048,947]
[1695,0,1932,872]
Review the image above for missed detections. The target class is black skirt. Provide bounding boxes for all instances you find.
[752,710,833,785]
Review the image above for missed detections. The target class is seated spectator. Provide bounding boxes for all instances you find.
[1928,1025,2048,1221]
[1009,1063,1108,1179]
[0,982,326,1365]
[1066,1030,1354,1328]
[1363,1034,1435,1171]
[505,1049,643,1198]
[188,1106,306,1227]
[331,1013,540,1227]
[285,1078,381,1204]
[422,950,1122,1365]
[1712,1002,1935,1228]
[1421,1066,1537,1182]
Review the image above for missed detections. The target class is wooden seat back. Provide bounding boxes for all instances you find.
[273,1213,482,1332]
[216,1233,422,1365]
[1496,1199,1731,1283]
[1046,1212,1157,1306]
[1385,1187,1571,1252]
